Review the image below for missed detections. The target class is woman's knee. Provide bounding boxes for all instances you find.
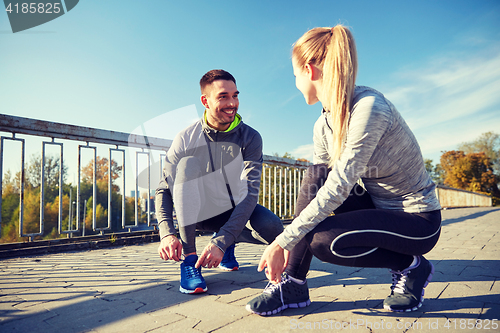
[305,226,340,262]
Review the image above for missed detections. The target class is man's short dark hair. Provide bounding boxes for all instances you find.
[200,69,236,94]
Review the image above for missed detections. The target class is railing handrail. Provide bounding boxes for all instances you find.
[0,114,172,150]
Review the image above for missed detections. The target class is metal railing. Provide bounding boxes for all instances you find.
[260,156,310,218]
[0,114,310,242]
[0,114,171,241]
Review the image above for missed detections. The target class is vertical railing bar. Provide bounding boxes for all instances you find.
[19,137,26,238]
[121,149,126,230]
[293,168,297,217]
[55,142,64,235]
[41,141,64,235]
[147,152,151,227]
[288,168,293,216]
[135,151,139,228]
[279,168,282,218]
[20,138,25,238]
[0,138,3,235]
[284,168,287,218]
[108,148,112,230]
[92,147,96,231]
[267,165,271,210]
[77,145,97,233]
[159,153,166,189]
[262,165,266,208]
[40,142,45,236]
[77,146,81,233]
[264,166,268,209]
[290,167,293,217]
[273,166,277,215]
[134,150,151,228]
[58,143,63,235]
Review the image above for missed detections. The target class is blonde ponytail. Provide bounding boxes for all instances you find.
[293,25,358,166]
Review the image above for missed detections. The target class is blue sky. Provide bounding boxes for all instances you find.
[1,0,500,168]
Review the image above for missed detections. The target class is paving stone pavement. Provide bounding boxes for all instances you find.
[1,207,499,333]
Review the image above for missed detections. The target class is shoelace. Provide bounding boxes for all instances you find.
[390,257,420,294]
[393,270,409,294]
[390,270,402,290]
[183,264,201,279]
[389,268,412,294]
[263,274,291,306]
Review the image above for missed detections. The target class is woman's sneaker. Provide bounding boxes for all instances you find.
[246,273,311,315]
[383,256,434,312]
[179,255,207,294]
[219,244,239,271]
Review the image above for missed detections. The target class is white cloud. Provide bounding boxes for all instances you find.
[291,143,314,162]
[381,44,500,162]
[385,51,500,125]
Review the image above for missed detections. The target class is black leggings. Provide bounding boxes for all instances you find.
[285,164,441,281]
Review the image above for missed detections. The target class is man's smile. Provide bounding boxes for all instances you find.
[222,108,237,115]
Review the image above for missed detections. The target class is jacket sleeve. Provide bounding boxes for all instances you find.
[276,94,392,251]
[210,130,263,252]
[155,186,176,239]
[155,134,185,239]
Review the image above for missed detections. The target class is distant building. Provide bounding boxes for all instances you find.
[140,196,156,213]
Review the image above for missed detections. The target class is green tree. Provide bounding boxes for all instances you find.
[1,170,20,228]
[2,155,73,243]
[84,196,108,230]
[80,157,124,231]
[424,159,444,185]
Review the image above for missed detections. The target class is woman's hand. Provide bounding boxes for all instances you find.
[258,240,289,283]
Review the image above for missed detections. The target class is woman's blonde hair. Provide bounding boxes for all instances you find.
[292,25,358,165]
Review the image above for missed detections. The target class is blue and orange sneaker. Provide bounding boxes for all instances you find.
[219,244,239,271]
[179,254,207,294]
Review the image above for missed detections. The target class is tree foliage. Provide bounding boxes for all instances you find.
[1,154,134,244]
[458,131,500,175]
[82,156,122,188]
[25,154,67,190]
[440,150,500,197]
[424,158,444,185]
